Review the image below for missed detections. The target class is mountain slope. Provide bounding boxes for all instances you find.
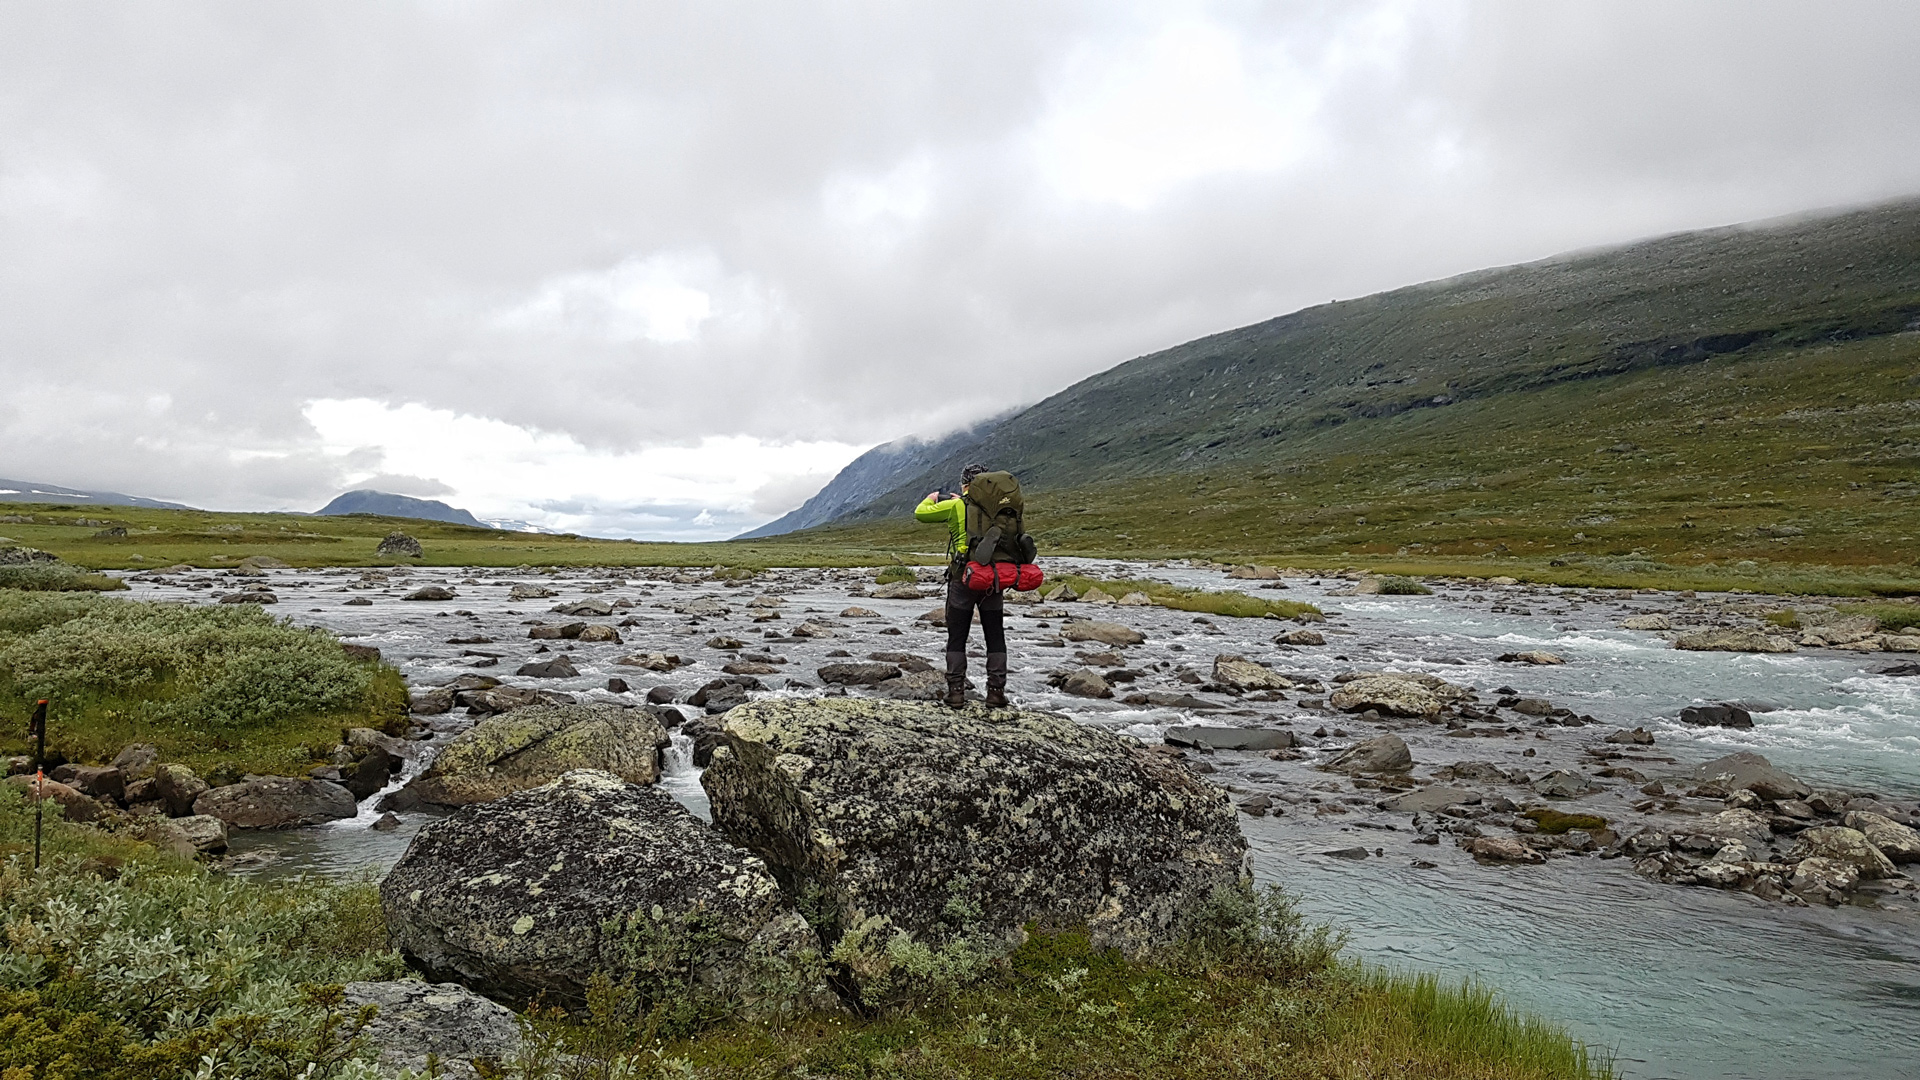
[814,199,1919,518]
[315,490,488,528]
[736,417,1007,538]
[0,478,192,510]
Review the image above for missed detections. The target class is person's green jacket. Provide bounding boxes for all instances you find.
[914,493,968,558]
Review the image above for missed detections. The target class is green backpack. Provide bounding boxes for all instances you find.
[963,471,1033,564]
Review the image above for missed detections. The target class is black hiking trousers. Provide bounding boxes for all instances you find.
[944,576,1007,655]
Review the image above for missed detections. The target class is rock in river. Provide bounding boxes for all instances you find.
[1320,733,1412,774]
[1210,655,1293,691]
[193,777,356,828]
[403,703,669,807]
[701,697,1247,969]
[1679,703,1753,729]
[1327,672,1467,717]
[1060,620,1146,646]
[1790,826,1898,880]
[1674,629,1796,653]
[1691,751,1810,802]
[1844,811,1920,863]
[382,770,822,1008]
[1164,726,1295,752]
[516,656,580,679]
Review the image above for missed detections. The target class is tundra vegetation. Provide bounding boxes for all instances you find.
[0,589,406,776]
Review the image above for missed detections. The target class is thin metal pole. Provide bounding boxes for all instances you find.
[29,700,47,871]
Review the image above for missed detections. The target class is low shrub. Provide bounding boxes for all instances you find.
[873,563,918,585]
[0,790,403,1080]
[0,563,127,592]
[1378,575,1434,595]
[0,590,405,774]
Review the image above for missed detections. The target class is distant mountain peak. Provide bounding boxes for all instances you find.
[315,489,489,528]
[0,478,192,510]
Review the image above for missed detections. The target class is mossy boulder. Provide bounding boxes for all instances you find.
[403,704,669,807]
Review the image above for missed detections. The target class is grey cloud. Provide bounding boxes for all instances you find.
[3,1,1918,529]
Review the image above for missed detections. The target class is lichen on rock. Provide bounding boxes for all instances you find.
[700,697,1248,972]
[403,703,670,807]
[381,769,824,1008]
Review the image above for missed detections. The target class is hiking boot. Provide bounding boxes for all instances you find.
[985,651,1009,708]
[944,650,968,709]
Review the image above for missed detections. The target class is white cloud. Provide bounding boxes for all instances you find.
[304,398,864,540]
[496,250,724,344]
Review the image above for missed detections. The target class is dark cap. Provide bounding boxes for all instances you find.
[960,463,989,484]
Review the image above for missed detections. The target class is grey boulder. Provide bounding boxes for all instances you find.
[381,770,821,1008]
[1844,810,1920,863]
[1791,826,1898,880]
[1691,751,1810,802]
[1209,655,1293,692]
[377,532,424,558]
[344,981,523,1080]
[403,703,668,807]
[1164,726,1295,752]
[192,777,357,828]
[702,697,1248,970]
[1321,733,1413,774]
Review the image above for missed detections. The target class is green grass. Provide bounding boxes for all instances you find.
[0,789,402,1080]
[1377,575,1432,595]
[875,563,918,584]
[1054,574,1320,620]
[0,590,407,776]
[0,505,924,573]
[645,930,1607,1079]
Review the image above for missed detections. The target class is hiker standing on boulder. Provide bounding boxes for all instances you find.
[915,463,1041,709]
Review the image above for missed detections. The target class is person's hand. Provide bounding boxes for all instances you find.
[927,490,942,502]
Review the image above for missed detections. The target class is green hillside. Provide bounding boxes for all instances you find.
[808,199,1920,585]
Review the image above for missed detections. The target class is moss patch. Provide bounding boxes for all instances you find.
[1524,809,1610,834]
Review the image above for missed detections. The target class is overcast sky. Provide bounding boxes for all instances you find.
[3,1,1918,539]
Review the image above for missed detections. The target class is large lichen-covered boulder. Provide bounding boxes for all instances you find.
[403,704,669,807]
[701,697,1248,959]
[381,770,821,1007]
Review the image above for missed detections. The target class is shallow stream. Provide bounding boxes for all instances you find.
[120,562,1920,1079]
